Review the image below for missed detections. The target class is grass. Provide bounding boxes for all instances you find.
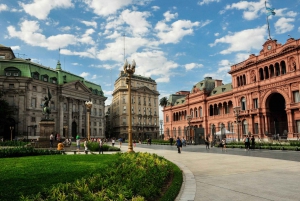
[0,155,117,201]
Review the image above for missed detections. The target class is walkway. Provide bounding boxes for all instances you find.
[119,144,300,201]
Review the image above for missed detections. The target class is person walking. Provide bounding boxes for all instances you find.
[251,135,255,150]
[99,138,103,154]
[221,138,226,151]
[182,137,186,146]
[84,138,88,154]
[205,136,210,149]
[112,138,115,147]
[76,134,80,152]
[170,137,173,146]
[118,137,122,148]
[50,133,54,148]
[176,137,182,153]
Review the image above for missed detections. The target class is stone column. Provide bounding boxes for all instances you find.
[79,101,83,137]
[286,110,294,138]
[259,114,264,138]
[68,98,73,138]
[59,95,64,137]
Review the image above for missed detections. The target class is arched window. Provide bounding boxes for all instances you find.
[173,127,176,137]
[264,66,269,79]
[242,120,248,135]
[259,68,264,80]
[241,97,246,110]
[199,107,203,117]
[5,67,21,77]
[243,75,246,85]
[166,115,169,122]
[178,127,181,137]
[281,61,286,75]
[237,77,240,87]
[275,63,280,76]
[269,65,274,77]
[194,108,198,117]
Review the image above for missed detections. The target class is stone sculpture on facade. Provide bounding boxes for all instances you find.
[42,87,52,120]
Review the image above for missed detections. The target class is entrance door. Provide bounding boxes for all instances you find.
[72,121,77,139]
[267,93,288,135]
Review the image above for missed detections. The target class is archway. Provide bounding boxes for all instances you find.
[72,121,77,139]
[266,93,287,135]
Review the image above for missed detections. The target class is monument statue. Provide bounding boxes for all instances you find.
[42,87,52,120]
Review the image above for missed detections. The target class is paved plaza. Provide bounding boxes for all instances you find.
[117,144,300,201]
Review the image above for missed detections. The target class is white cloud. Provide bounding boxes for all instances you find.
[7,20,77,50]
[163,11,178,22]
[155,20,200,44]
[0,4,8,12]
[274,17,295,34]
[61,47,97,58]
[128,50,178,83]
[59,26,71,32]
[78,29,95,45]
[91,75,97,79]
[209,26,267,54]
[72,63,80,66]
[81,20,97,29]
[298,27,300,32]
[152,6,160,11]
[274,8,297,18]
[224,0,266,20]
[105,31,121,39]
[214,33,219,36]
[80,72,90,77]
[10,46,20,50]
[20,0,73,20]
[91,63,118,70]
[198,0,220,6]
[120,9,151,36]
[84,0,132,16]
[175,52,186,57]
[97,37,150,62]
[235,53,249,63]
[185,63,203,70]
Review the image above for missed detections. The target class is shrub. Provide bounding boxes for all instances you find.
[0,147,63,158]
[0,141,28,147]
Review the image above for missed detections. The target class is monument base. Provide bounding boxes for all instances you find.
[38,121,56,148]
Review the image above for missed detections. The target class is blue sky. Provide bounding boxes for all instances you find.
[1,0,299,118]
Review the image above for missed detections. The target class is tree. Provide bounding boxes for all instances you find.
[159,97,168,107]
[0,90,13,134]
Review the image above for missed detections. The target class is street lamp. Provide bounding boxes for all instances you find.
[124,59,136,153]
[10,126,14,141]
[187,115,192,144]
[212,124,215,147]
[160,120,163,139]
[85,101,93,141]
[233,106,241,142]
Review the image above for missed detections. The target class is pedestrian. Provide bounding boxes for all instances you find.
[205,136,210,149]
[170,137,173,146]
[133,139,136,147]
[221,138,226,151]
[84,138,88,154]
[50,133,54,148]
[176,137,182,153]
[251,135,255,150]
[244,135,250,150]
[182,137,186,146]
[138,137,142,144]
[149,137,152,145]
[147,138,150,145]
[118,137,122,148]
[76,134,80,152]
[112,138,115,146]
[99,138,103,154]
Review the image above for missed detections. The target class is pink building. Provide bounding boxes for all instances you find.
[162,38,300,142]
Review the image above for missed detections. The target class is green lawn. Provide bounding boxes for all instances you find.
[0,155,118,201]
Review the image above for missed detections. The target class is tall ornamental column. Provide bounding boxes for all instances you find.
[68,98,73,138]
[59,95,64,136]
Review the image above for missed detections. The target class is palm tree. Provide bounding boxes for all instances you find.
[159,97,168,107]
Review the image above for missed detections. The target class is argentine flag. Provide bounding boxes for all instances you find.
[266,7,276,16]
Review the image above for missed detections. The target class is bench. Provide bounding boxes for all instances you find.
[58,150,66,155]
[71,150,89,154]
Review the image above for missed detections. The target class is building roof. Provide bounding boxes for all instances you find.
[210,83,232,96]
[191,77,217,93]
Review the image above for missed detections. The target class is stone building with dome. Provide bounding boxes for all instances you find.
[0,45,107,140]
[162,38,300,141]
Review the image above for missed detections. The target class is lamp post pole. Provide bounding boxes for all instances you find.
[10,126,14,141]
[124,59,136,153]
[85,101,93,141]
[160,120,163,139]
[234,106,241,142]
[187,115,192,144]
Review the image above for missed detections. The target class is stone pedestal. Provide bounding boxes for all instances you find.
[38,120,56,148]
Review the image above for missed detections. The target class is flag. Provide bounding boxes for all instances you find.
[266,7,275,16]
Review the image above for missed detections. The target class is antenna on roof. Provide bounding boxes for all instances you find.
[288,34,292,38]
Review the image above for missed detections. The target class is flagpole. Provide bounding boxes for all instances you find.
[265,1,271,40]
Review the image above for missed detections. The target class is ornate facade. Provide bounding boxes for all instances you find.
[163,38,300,141]
[111,71,160,139]
[0,45,107,140]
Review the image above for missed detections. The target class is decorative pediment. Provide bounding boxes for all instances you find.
[136,86,157,95]
[62,80,91,93]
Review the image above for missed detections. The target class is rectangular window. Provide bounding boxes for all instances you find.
[63,103,67,111]
[254,123,259,134]
[51,102,55,110]
[31,117,36,122]
[33,86,37,91]
[9,84,14,89]
[8,96,14,106]
[253,98,258,109]
[123,106,126,113]
[293,91,300,103]
[31,98,36,108]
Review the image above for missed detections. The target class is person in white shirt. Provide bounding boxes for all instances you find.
[112,138,115,146]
